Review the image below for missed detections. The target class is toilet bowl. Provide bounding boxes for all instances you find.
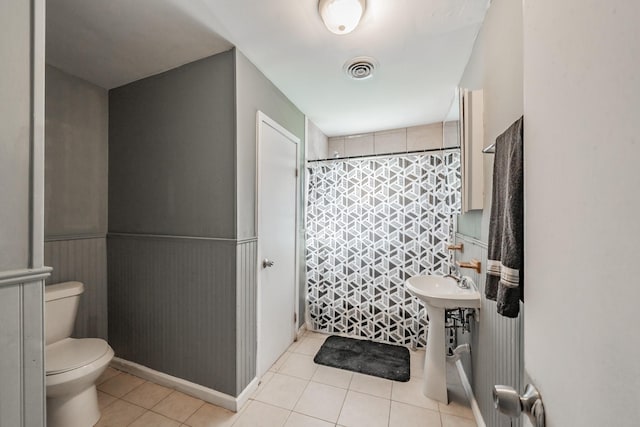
[45,281,114,427]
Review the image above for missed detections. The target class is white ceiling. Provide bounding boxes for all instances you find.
[46,0,488,136]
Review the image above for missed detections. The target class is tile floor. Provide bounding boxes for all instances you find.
[94,330,477,427]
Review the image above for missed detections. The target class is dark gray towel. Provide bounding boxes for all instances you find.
[486,116,524,318]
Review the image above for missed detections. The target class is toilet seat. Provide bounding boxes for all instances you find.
[46,338,110,375]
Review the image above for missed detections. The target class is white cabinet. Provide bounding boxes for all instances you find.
[460,89,484,212]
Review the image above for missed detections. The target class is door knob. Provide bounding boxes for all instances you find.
[493,384,545,427]
[262,259,275,268]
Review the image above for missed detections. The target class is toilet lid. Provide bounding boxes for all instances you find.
[46,338,110,375]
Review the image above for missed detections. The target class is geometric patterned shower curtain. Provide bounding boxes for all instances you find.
[305,150,461,347]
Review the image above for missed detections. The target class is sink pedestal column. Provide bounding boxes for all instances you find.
[423,303,448,403]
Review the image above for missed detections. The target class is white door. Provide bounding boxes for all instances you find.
[524,1,640,426]
[257,112,299,377]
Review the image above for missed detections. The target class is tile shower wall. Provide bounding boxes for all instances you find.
[327,122,453,160]
[306,151,461,347]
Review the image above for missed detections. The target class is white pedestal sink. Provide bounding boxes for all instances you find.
[406,275,480,403]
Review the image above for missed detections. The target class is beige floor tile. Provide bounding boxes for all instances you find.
[95,399,146,427]
[279,353,318,380]
[270,351,293,373]
[438,386,473,419]
[389,401,442,427]
[184,403,240,427]
[311,365,353,389]
[288,339,302,352]
[293,381,346,423]
[252,371,276,398]
[97,367,121,385]
[446,363,463,387]
[130,410,181,427]
[97,391,116,410]
[303,331,328,341]
[152,390,204,422]
[349,373,392,399]
[409,350,425,378]
[233,400,290,427]
[285,412,334,427]
[262,371,275,384]
[123,381,173,409]
[98,373,146,398]
[254,373,309,410]
[441,413,477,427]
[291,337,325,356]
[391,376,439,411]
[337,390,390,427]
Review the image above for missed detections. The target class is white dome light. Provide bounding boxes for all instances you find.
[318,0,366,35]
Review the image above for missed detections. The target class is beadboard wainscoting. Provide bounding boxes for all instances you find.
[107,233,239,396]
[454,233,524,427]
[44,236,108,340]
[236,239,258,394]
[0,270,51,427]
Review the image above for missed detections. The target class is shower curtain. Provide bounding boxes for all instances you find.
[305,151,461,347]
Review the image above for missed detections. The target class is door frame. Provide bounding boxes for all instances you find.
[255,111,300,377]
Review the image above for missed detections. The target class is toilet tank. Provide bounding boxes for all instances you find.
[45,281,84,345]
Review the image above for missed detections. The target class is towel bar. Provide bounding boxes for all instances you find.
[456,259,481,273]
[482,143,496,153]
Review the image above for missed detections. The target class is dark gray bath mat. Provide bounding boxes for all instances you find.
[313,336,410,382]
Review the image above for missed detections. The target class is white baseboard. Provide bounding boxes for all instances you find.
[111,357,258,412]
[455,359,486,427]
[235,376,259,411]
[296,322,307,341]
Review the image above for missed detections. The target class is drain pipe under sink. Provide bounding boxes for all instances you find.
[446,343,486,427]
[447,343,471,363]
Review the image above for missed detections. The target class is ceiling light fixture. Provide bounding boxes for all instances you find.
[318,0,366,35]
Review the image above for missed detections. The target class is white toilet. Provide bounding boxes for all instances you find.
[45,281,114,427]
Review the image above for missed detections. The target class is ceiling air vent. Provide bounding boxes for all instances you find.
[344,57,377,80]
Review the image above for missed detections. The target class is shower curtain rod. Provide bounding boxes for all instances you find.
[307,146,461,163]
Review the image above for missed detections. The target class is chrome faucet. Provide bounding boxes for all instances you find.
[444,265,471,289]
[444,265,462,283]
[458,276,471,289]
[444,272,462,282]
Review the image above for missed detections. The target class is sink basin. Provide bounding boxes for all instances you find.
[405,274,480,403]
[406,275,481,309]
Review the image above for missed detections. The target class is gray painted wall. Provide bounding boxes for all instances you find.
[0,0,48,425]
[45,65,108,238]
[108,235,238,395]
[236,239,257,393]
[454,0,525,423]
[44,65,109,340]
[45,238,108,339]
[235,50,306,240]
[109,50,236,238]
[0,0,32,271]
[108,50,244,396]
[235,50,307,326]
[108,49,305,398]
